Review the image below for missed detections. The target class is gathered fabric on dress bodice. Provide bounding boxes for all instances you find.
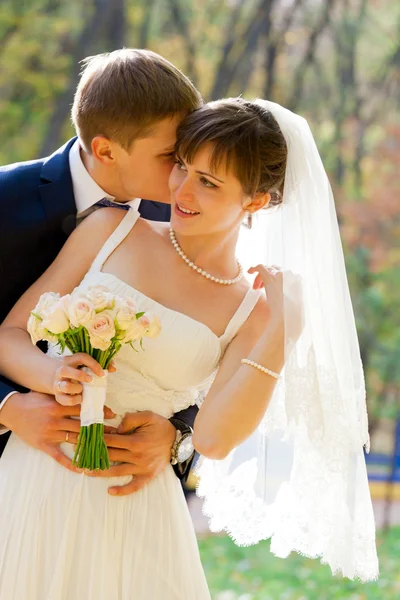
[51,208,261,424]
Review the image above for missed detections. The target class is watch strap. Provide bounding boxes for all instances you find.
[169,417,193,435]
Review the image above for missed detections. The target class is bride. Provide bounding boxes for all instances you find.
[0,98,378,599]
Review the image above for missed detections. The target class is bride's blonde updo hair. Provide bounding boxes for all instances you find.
[175,97,288,209]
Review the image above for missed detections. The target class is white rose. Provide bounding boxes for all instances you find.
[86,286,114,312]
[68,296,95,328]
[88,335,111,351]
[33,292,60,318]
[121,320,147,343]
[86,311,116,350]
[115,296,138,331]
[27,314,46,345]
[139,313,162,339]
[41,299,70,334]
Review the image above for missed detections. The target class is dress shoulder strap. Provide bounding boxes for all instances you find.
[220,287,262,351]
[89,208,140,272]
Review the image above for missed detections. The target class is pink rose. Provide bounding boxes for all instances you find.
[85,311,116,350]
[139,313,162,339]
[86,286,114,312]
[69,296,95,328]
[115,296,138,331]
[138,314,151,329]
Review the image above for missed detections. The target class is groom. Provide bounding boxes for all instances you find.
[0,49,202,494]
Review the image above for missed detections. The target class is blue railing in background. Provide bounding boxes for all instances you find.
[365,418,400,484]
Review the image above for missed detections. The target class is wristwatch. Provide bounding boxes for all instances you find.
[170,419,194,466]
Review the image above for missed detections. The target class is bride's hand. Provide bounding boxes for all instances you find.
[52,353,116,406]
[249,265,303,341]
[248,264,284,325]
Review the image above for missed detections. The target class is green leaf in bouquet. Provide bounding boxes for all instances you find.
[103,342,121,369]
[136,312,145,319]
[63,331,79,354]
[31,311,43,321]
[57,333,66,353]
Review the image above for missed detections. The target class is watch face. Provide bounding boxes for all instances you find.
[177,434,194,463]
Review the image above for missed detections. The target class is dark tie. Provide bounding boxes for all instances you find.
[76,197,131,225]
[95,198,131,211]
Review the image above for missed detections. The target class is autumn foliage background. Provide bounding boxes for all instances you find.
[1,1,399,597]
[1,0,398,434]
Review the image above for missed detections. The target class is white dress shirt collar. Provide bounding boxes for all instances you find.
[69,139,141,216]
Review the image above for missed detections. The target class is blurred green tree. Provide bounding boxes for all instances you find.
[0,0,399,426]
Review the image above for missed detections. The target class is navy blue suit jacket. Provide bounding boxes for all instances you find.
[0,139,198,465]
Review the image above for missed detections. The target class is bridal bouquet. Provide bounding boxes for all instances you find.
[27,285,161,470]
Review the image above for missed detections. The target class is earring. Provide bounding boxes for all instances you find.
[245,210,253,229]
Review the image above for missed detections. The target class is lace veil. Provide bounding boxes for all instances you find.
[196,100,379,582]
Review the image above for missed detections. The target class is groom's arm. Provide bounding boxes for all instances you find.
[0,377,22,405]
[0,381,86,472]
[0,377,23,448]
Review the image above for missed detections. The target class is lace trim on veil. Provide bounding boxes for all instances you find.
[196,346,379,582]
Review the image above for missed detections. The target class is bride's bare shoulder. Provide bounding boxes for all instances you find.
[67,208,142,267]
[79,206,133,237]
[82,207,169,245]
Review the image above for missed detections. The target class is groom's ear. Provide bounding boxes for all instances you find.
[245,192,271,213]
[91,136,118,165]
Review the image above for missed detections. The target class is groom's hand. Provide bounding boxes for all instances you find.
[0,391,115,472]
[88,411,176,496]
[0,391,82,471]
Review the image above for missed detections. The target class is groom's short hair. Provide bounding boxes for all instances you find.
[72,49,202,153]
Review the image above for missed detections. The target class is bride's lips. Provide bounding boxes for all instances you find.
[174,203,200,219]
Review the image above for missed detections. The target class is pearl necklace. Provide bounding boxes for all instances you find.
[169,229,244,285]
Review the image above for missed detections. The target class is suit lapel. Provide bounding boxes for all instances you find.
[39,138,77,237]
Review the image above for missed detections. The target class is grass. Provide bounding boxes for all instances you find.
[198,526,400,600]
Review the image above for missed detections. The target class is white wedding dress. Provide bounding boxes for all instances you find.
[0,209,261,600]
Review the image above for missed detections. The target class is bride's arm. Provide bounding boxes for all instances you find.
[0,208,125,394]
[193,266,290,460]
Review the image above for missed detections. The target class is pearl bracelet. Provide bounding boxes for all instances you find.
[241,358,280,379]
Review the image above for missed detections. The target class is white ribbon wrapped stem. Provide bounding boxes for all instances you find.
[80,367,108,427]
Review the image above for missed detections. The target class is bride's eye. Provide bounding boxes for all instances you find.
[200,176,217,189]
